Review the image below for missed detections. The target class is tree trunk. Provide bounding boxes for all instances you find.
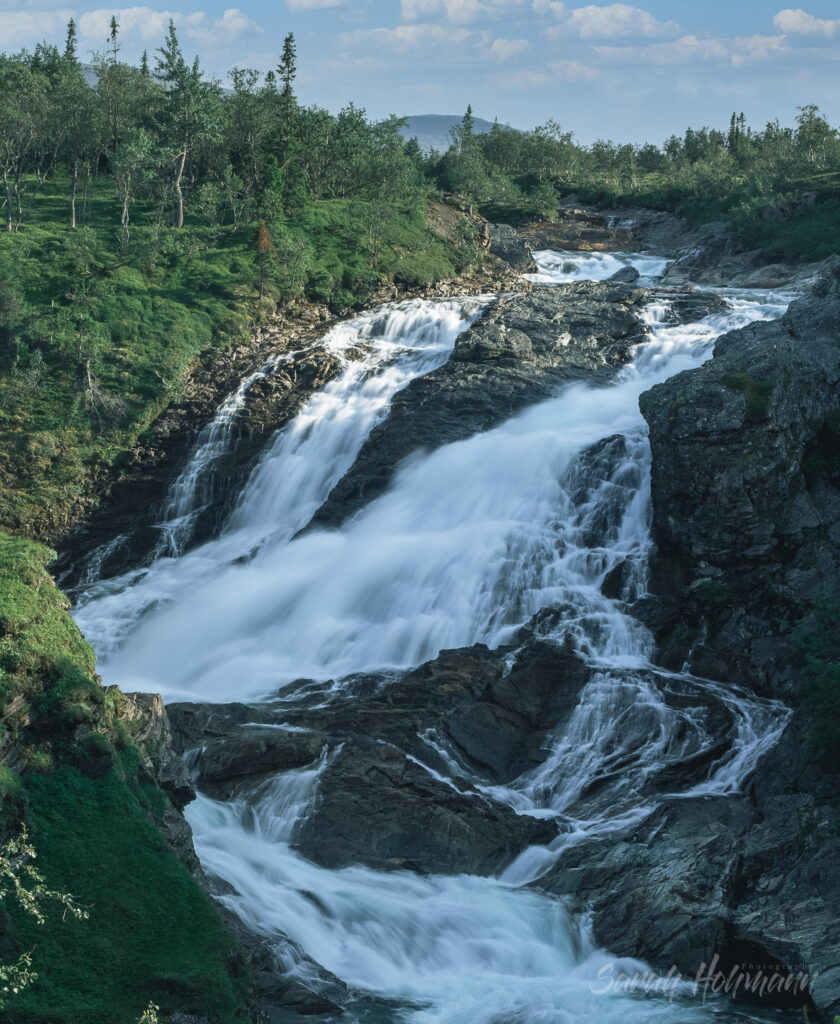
[121,189,130,243]
[174,150,186,228]
[2,168,12,232]
[70,162,78,229]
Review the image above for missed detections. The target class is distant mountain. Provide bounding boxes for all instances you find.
[399,114,501,153]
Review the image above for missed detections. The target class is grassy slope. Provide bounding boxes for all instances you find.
[0,532,250,1023]
[0,180,469,541]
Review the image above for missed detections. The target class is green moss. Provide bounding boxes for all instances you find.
[1,766,249,1024]
[0,531,250,1022]
[723,371,774,423]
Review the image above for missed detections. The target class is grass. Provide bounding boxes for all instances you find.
[1,767,249,1024]
[0,532,251,1022]
[0,180,471,542]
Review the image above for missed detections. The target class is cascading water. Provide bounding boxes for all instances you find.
[72,250,796,1023]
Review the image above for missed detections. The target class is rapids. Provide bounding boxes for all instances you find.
[72,250,796,1023]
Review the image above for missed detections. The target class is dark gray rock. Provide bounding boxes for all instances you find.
[640,261,840,695]
[488,223,536,272]
[608,265,640,284]
[292,737,555,874]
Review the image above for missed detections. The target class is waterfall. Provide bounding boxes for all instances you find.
[72,250,795,1024]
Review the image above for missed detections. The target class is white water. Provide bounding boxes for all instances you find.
[73,250,795,1023]
[525,248,672,285]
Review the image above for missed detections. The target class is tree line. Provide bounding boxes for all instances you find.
[431,102,840,227]
[0,20,421,240]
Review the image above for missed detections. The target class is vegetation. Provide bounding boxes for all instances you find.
[0,23,469,541]
[0,532,250,1021]
[426,106,840,259]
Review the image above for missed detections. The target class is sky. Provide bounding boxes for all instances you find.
[3,0,839,143]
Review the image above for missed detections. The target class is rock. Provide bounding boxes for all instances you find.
[608,265,640,284]
[292,736,555,874]
[639,263,840,695]
[122,691,196,807]
[193,728,325,800]
[488,223,536,272]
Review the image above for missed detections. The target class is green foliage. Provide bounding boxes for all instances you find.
[722,371,774,423]
[797,600,840,770]
[0,533,95,705]
[1,767,249,1023]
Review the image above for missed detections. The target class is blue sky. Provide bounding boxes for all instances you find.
[4,0,839,143]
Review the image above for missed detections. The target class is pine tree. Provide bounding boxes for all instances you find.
[63,18,78,63]
[108,16,120,64]
[278,33,297,99]
[140,50,150,77]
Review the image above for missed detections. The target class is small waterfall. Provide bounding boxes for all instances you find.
[155,359,281,558]
[72,250,796,1024]
[525,249,672,285]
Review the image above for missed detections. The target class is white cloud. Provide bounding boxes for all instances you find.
[487,36,530,60]
[401,0,526,24]
[548,57,598,79]
[531,0,566,15]
[342,23,474,53]
[543,3,678,39]
[3,7,71,45]
[188,8,261,47]
[76,6,260,49]
[285,0,345,9]
[595,33,789,66]
[773,8,839,36]
[568,3,678,38]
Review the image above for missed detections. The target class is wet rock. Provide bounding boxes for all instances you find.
[608,266,640,284]
[292,737,555,874]
[488,223,536,272]
[640,261,840,695]
[194,728,325,800]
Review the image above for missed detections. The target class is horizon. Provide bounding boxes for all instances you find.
[4,1,840,146]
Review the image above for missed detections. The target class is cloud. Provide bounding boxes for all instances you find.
[548,57,598,79]
[341,23,474,53]
[3,7,71,45]
[188,8,262,47]
[75,6,260,49]
[285,0,345,8]
[543,3,679,39]
[491,57,597,88]
[401,0,526,24]
[773,8,839,36]
[487,36,530,60]
[595,33,789,66]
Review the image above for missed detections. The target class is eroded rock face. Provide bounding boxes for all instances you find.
[640,259,840,695]
[543,723,840,1021]
[489,223,537,272]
